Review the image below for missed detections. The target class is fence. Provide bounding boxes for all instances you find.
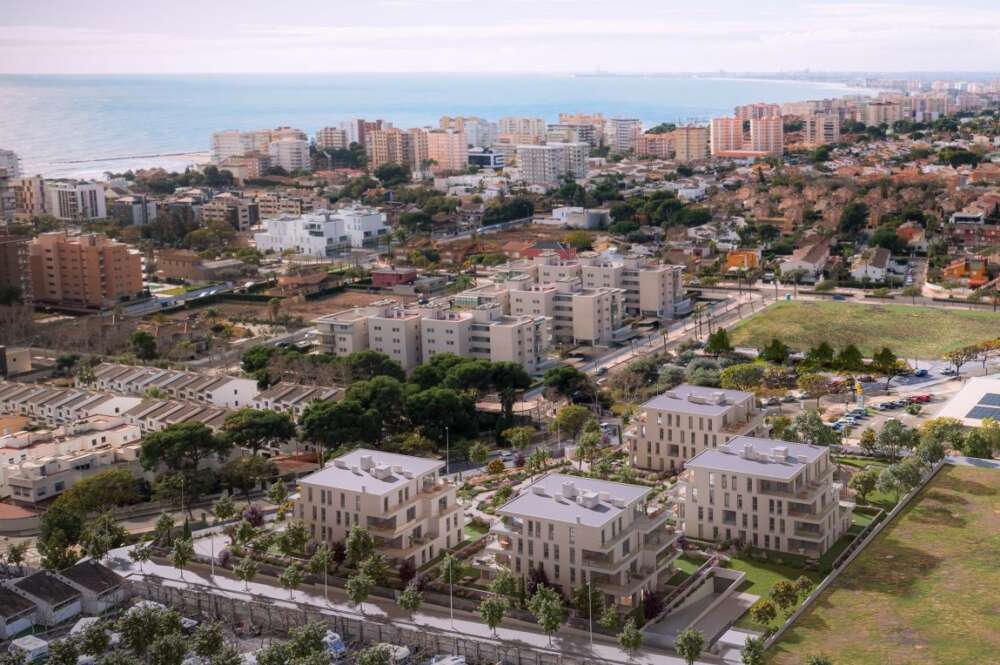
[764,458,947,649]
[126,577,630,665]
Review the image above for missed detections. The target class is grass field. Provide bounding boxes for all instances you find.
[730,301,1000,358]
[768,464,1000,665]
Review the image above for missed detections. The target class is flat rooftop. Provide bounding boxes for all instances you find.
[498,473,650,528]
[642,384,753,416]
[936,376,1000,427]
[299,448,443,496]
[685,436,826,481]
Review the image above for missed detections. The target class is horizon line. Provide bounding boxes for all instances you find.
[2,69,1000,77]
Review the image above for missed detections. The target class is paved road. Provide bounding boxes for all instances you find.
[107,543,722,665]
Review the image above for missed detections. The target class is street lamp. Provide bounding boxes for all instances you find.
[587,578,594,646]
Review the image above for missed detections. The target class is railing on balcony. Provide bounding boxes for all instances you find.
[366,516,397,532]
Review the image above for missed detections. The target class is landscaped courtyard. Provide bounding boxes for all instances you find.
[729,300,1000,358]
[767,463,1000,665]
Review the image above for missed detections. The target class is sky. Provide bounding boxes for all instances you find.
[2,0,1000,75]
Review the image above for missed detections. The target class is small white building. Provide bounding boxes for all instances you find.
[57,559,126,615]
[849,247,893,282]
[8,572,81,626]
[254,206,389,256]
[0,587,36,639]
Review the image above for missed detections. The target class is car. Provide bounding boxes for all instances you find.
[914,369,929,377]
[942,367,956,375]
[180,617,199,634]
[499,452,515,463]
[782,394,797,403]
[323,631,348,659]
[765,397,781,406]
[832,294,846,301]
[595,367,608,377]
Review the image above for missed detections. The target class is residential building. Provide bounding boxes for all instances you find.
[536,207,608,230]
[735,103,781,121]
[711,117,744,156]
[510,279,622,346]
[498,117,547,139]
[0,235,31,301]
[44,180,107,221]
[268,138,311,173]
[315,127,349,150]
[8,572,81,626]
[29,232,143,310]
[634,133,673,159]
[0,347,31,378]
[407,128,430,171]
[339,119,389,146]
[201,194,260,231]
[864,101,903,126]
[439,117,497,147]
[255,191,322,219]
[154,249,249,282]
[749,117,784,155]
[0,150,20,178]
[211,127,307,162]
[626,384,766,473]
[107,193,157,226]
[803,114,841,146]
[467,148,504,169]
[368,306,425,371]
[86,363,258,409]
[517,143,589,187]
[849,247,893,282]
[672,126,710,162]
[426,129,468,173]
[371,267,418,288]
[0,588,35,639]
[607,118,642,154]
[367,128,412,170]
[581,254,689,320]
[677,436,853,556]
[12,176,45,220]
[314,307,376,357]
[558,112,606,143]
[254,205,389,256]
[779,238,831,282]
[250,383,342,423]
[546,124,597,147]
[56,560,125,615]
[493,473,679,608]
[295,449,463,567]
[218,153,270,182]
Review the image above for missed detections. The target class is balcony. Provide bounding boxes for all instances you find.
[793,523,824,540]
[366,515,398,533]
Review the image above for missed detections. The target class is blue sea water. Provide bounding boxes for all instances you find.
[0,73,872,178]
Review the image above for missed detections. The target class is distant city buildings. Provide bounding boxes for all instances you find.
[28,232,143,310]
[44,180,107,221]
[517,142,589,186]
[672,126,710,162]
[0,150,20,178]
[606,118,642,154]
[0,235,31,301]
[803,114,841,146]
[710,116,784,157]
[315,127,349,150]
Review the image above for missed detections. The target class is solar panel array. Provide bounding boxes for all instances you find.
[966,393,1000,420]
[979,393,1000,407]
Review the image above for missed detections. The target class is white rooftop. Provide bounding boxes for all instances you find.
[685,436,826,481]
[936,376,1000,427]
[299,448,444,496]
[642,384,753,416]
[497,473,650,528]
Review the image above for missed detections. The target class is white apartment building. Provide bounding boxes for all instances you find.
[254,206,389,256]
[212,127,307,162]
[86,363,259,409]
[295,449,463,567]
[493,473,679,608]
[627,384,767,474]
[440,117,497,148]
[0,417,142,505]
[315,127,349,150]
[0,150,20,178]
[803,114,841,147]
[509,279,622,346]
[607,118,642,155]
[498,117,547,138]
[44,181,107,221]
[314,301,551,373]
[268,138,311,173]
[516,143,590,187]
[678,437,853,557]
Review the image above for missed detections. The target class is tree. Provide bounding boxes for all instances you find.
[741,636,766,665]
[397,583,423,613]
[720,363,766,392]
[503,426,534,452]
[849,466,880,504]
[479,595,509,636]
[374,163,411,187]
[405,387,477,444]
[300,399,379,448]
[266,479,289,506]
[47,638,79,665]
[528,585,566,645]
[551,404,594,443]
[140,421,231,475]
[469,441,490,468]
[878,459,923,503]
[5,541,27,576]
[212,493,236,524]
[797,372,832,409]
[79,621,111,656]
[748,598,777,626]
[902,285,921,305]
[221,455,277,501]
[859,427,878,455]
[962,428,996,459]
[871,347,900,389]
[794,575,814,599]
[543,365,591,399]
[278,520,308,557]
[355,645,392,665]
[360,552,390,585]
[839,201,869,235]
[308,544,333,602]
[491,361,533,421]
[170,537,194,579]
[117,606,182,661]
[130,331,158,361]
[149,632,188,665]
[617,618,643,658]
[81,511,127,560]
[877,419,918,463]
[222,408,296,455]
[193,621,225,660]
[490,568,518,604]
[770,580,799,613]
[760,338,790,364]
[575,430,602,470]
[674,627,705,665]
[346,572,374,611]
[705,328,733,357]
[345,526,375,566]
[598,604,620,631]
[792,410,839,447]
[916,438,946,466]
[564,230,592,251]
[835,344,865,372]
[154,511,175,547]
[919,417,966,451]
[209,644,243,665]
[944,345,978,377]
[279,562,304,599]
[235,558,258,591]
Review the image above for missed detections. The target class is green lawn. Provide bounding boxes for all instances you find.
[730,300,1000,358]
[729,553,823,631]
[769,464,1000,665]
[464,521,489,541]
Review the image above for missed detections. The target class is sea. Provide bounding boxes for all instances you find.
[0,73,874,179]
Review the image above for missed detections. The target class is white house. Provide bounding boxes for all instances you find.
[849,247,893,282]
[254,205,388,256]
[57,560,126,615]
[780,238,831,282]
[8,572,81,626]
[0,587,36,639]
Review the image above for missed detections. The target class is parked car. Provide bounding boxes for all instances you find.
[942,367,956,375]
[914,368,929,377]
[323,631,348,659]
[782,394,797,403]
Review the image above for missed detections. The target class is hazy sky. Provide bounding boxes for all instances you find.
[2,0,999,74]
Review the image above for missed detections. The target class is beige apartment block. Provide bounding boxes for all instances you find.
[748,117,784,156]
[367,128,412,170]
[29,232,143,310]
[367,306,424,371]
[626,384,767,473]
[426,128,467,174]
[492,473,679,608]
[677,437,853,557]
[581,255,687,319]
[295,449,463,567]
[672,126,709,162]
[803,114,841,147]
[509,279,622,346]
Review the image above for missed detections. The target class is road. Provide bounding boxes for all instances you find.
[107,543,723,665]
